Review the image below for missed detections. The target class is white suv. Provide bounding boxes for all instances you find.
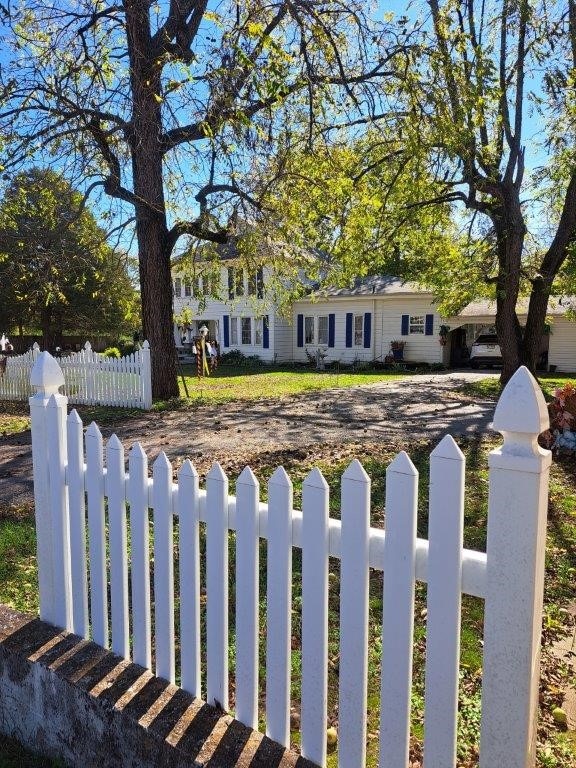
[469,333,502,369]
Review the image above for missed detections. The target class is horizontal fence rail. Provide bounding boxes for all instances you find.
[1,342,151,409]
[27,353,552,768]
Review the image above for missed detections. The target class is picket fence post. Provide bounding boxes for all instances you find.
[141,341,152,409]
[480,366,551,768]
[29,352,66,625]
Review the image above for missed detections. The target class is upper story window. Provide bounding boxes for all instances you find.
[184,280,192,297]
[409,315,425,334]
[228,266,246,298]
[354,314,363,346]
[174,278,182,297]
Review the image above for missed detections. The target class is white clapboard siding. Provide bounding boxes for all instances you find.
[1,342,151,408]
[29,356,552,768]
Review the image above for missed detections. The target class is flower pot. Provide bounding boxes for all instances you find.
[392,348,404,361]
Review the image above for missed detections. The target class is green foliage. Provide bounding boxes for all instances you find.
[0,169,139,344]
[102,346,121,358]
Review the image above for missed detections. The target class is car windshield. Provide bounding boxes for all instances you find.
[473,335,498,344]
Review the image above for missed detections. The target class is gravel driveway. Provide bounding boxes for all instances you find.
[0,370,499,507]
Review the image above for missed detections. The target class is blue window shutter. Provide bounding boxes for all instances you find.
[328,314,335,347]
[345,313,353,347]
[257,267,264,299]
[297,314,304,347]
[364,313,372,348]
[401,314,409,336]
[263,316,269,348]
[223,315,230,347]
[425,314,434,336]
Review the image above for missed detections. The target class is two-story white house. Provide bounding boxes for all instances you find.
[173,262,576,372]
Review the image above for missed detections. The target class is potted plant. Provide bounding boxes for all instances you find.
[390,340,405,361]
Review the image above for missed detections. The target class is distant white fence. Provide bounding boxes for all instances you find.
[28,353,550,768]
[0,342,152,409]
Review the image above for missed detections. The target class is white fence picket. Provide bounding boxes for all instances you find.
[47,394,72,632]
[424,435,466,767]
[128,442,152,669]
[152,452,175,683]
[1,343,151,408]
[301,468,329,766]
[67,409,89,638]
[178,460,201,698]
[206,462,229,710]
[235,466,260,730]
[339,460,370,768]
[85,421,108,648]
[265,467,293,747]
[107,434,130,659]
[379,451,418,768]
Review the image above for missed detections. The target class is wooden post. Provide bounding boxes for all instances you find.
[480,366,551,768]
[141,340,152,409]
[29,352,66,625]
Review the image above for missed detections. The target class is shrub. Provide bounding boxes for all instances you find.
[102,346,121,358]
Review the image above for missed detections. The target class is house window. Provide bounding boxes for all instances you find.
[228,267,235,299]
[230,316,238,345]
[184,280,191,297]
[318,315,329,345]
[409,315,425,334]
[173,278,182,297]
[254,317,263,346]
[354,315,363,346]
[202,275,211,295]
[193,276,201,296]
[304,316,315,345]
[248,271,257,296]
[241,317,252,345]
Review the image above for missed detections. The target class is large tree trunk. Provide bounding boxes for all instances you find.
[491,191,526,386]
[522,278,550,373]
[125,0,178,400]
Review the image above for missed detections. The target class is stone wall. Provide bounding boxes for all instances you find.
[0,605,315,768]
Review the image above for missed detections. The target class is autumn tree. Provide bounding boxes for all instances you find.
[0,168,139,347]
[386,0,576,383]
[0,1,398,397]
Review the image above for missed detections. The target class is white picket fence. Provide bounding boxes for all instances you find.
[28,352,551,768]
[1,341,152,409]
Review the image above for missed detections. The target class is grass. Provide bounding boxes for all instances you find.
[459,373,576,401]
[0,435,574,767]
[0,734,62,767]
[171,362,408,406]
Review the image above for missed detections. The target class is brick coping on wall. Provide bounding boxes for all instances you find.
[0,604,316,768]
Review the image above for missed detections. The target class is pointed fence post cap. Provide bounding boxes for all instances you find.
[84,341,92,350]
[269,465,292,488]
[143,340,150,350]
[179,458,198,478]
[342,458,370,482]
[32,342,40,351]
[493,366,549,435]
[387,450,418,477]
[431,434,465,461]
[303,466,329,490]
[237,465,259,487]
[30,351,65,395]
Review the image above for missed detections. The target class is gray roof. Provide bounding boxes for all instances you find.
[458,298,576,318]
[318,275,429,298]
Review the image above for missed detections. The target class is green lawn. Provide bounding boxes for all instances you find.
[172,363,408,405]
[1,435,574,767]
[460,373,576,401]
